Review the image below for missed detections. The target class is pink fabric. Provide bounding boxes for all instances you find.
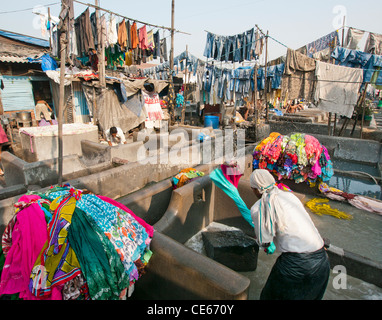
[0,195,62,300]
[138,25,148,50]
[97,195,154,238]
[221,164,243,188]
[0,125,8,144]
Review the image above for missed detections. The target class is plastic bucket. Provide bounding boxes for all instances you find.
[204,115,219,129]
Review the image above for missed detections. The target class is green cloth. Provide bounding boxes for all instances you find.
[210,168,254,228]
[68,208,130,300]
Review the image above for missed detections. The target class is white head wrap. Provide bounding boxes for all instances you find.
[250,169,285,244]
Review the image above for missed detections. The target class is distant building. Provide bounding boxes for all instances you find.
[0,29,53,119]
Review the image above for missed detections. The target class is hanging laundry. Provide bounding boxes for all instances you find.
[305,30,340,58]
[118,19,128,51]
[345,27,366,50]
[142,88,164,121]
[125,20,132,50]
[282,48,316,101]
[90,12,99,49]
[107,14,118,46]
[153,31,161,59]
[139,25,148,50]
[314,61,363,118]
[57,0,78,59]
[364,32,382,55]
[130,22,139,49]
[74,8,95,56]
[160,38,168,63]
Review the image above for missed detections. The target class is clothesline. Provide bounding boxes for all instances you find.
[73,0,191,36]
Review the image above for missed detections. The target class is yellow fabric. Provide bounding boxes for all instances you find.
[305,198,353,220]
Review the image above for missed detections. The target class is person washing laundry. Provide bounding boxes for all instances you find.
[35,97,53,125]
[249,169,330,300]
[105,126,127,146]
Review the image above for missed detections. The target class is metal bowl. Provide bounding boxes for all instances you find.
[16,111,32,122]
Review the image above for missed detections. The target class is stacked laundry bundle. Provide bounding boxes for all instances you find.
[172,168,205,189]
[0,185,153,300]
[253,132,334,184]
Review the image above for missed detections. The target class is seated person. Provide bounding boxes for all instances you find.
[105,126,127,146]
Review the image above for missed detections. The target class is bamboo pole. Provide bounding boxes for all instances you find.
[264,31,269,122]
[168,0,176,125]
[95,0,106,88]
[58,1,68,186]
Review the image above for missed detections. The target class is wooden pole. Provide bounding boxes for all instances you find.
[181,45,188,124]
[264,31,269,122]
[58,1,68,185]
[360,83,369,139]
[95,0,106,88]
[169,0,175,125]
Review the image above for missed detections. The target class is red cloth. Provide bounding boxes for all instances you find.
[97,195,154,238]
[220,164,243,188]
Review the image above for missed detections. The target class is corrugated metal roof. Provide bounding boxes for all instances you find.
[0,53,41,64]
[0,29,49,48]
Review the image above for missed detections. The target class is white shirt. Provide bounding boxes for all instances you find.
[105,127,126,146]
[250,191,324,253]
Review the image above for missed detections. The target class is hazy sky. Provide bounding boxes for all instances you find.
[0,0,380,64]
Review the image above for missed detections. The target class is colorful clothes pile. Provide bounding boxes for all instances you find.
[0,185,153,300]
[253,132,334,184]
[172,168,205,189]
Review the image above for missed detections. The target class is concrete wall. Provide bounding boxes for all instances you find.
[311,134,382,165]
[268,120,382,142]
[19,125,98,162]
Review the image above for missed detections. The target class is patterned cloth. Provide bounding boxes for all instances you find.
[29,194,82,298]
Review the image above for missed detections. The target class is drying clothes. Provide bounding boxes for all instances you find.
[130,22,139,49]
[210,166,253,228]
[30,192,83,298]
[107,14,118,45]
[319,182,382,215]
[282,48,316,101]
[147,30,154,50]
[364,32,382,55]
[172,168,205,189]
[118,19,128,51]
[305,30,340,58]
[0,195,62,300]
[142,90,164,121]
[138,25,148,50]
[345,27,366,50]
[74,8,95,56]
[305,198,353,220]
[160,38,168,63]
[314,61,363,118]
[153,31,161,59]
